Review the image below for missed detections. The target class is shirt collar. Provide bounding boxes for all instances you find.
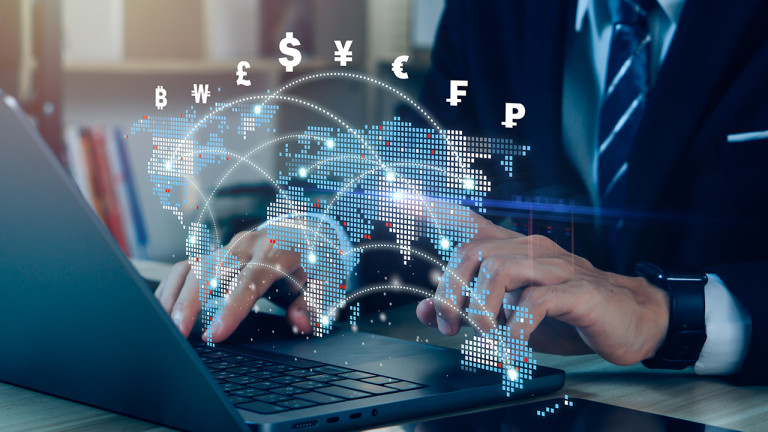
[575,0,686,31]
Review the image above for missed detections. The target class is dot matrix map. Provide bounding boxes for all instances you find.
[130,72,534,392]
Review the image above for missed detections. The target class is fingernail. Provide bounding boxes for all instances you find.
[171,312,183,331]
[437,317,453,334]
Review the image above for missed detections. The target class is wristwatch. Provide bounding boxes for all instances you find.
[635,261,708,370]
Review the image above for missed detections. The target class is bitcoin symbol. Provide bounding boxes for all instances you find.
[333,40,353,66]
[236,61,251,86]
[155,85,167,110]
[391,55,409,80]
[278,32,302,72]
[501,103,526,128]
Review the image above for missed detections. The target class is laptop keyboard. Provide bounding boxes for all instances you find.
[194,345,425,415]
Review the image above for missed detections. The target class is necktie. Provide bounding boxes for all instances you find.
[597,0,652,235]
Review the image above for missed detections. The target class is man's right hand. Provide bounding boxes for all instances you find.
[154,230,311,342]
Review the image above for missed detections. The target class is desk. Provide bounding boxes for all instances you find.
[1,260,766,431]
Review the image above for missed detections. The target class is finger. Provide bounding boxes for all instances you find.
[416,298,438,327]
[155,261,191,313]
[169,269,204,337]
[434,239,521,335]
[287,295,311,334]
[207,250,302,342]
[466,256,511,333]
[507,284,580,345]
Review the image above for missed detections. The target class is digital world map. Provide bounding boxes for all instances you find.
[130,73,536,395]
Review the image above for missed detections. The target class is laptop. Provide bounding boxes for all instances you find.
[0,90,564,431]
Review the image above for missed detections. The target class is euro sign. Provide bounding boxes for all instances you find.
[236,61,251,86]
[392,55,409,80]
[279,32,302,72]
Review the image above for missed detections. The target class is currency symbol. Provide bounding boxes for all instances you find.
[236,61,251,86]
[391,55,409,79]
[278,32,302,72]
[446,80,468,106]
[501,103,526,128]
[155,85,167,110]
[333,40,353,66]
[191,84,211,104]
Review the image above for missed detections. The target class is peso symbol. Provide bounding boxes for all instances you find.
[278,32,302,72]
[155,85,167,110]
[501,103,526,128]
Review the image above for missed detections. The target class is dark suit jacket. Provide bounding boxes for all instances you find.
[416,0,768,385]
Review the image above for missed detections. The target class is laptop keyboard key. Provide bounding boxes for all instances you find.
[287,369,317,378]
[269,375,305,385]
[202,351,233,359]
[295,392,345,404]
[237,401,288,414]
[338,371,374,380]
[254,393,291,403]
[211,371,239,380]
[226,366,258,375]
[362,376,399,385]
[312,366,351,374]
[272,386,308,396]
[263,364,297,372]
[220,382,245,392]
[244,360,275,368]
[277,399,317,410]
[333,379,397,395]
[315,386,371,400]
[385,381,423,391]
[227,355,252,363]
[231,388,269,398]
[226,375,259,385]
[208,361,237,370]
[307,374,344,382]
[293,380,328,390]
[249,381,284,390]
[249,370,281,379]
[226,395,252,404]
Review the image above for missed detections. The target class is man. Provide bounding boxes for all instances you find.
[156,0,767,384]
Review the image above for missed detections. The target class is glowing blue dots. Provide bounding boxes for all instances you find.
[320,315,330,326]
[307,252,317,264]
[385,171,396,182]
[210,279,218,288]
[463,178,475,190]
[254,105,262,115]
[165,160,173,171]
[298,167,308,178]
[440,237,451,249]
[326,139,334,149]
[189,236,197,244]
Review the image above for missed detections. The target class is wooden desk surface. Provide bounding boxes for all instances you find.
[2,260,766,431]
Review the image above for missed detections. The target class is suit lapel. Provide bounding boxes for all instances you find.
[614,0,764,271]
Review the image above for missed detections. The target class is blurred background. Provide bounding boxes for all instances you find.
[0,0,445,262]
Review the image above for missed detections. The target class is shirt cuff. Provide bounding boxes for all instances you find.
[693,274,752,375]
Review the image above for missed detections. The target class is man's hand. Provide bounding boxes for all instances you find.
[415,211,671,366]
[155,230,311,342]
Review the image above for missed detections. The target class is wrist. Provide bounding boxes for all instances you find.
[640,277,671,361]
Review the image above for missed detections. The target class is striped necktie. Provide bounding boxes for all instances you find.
[598,0,652,235]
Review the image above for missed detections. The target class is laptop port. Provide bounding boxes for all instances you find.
[349,412,362,419]
[291,420,318,429]
[372,409,378,417]
[327,416,339,423]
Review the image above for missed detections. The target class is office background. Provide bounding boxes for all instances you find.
[0,0,444,262]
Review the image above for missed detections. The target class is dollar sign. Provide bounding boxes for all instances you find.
[155,85,168,110]
[278,32,302,72]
